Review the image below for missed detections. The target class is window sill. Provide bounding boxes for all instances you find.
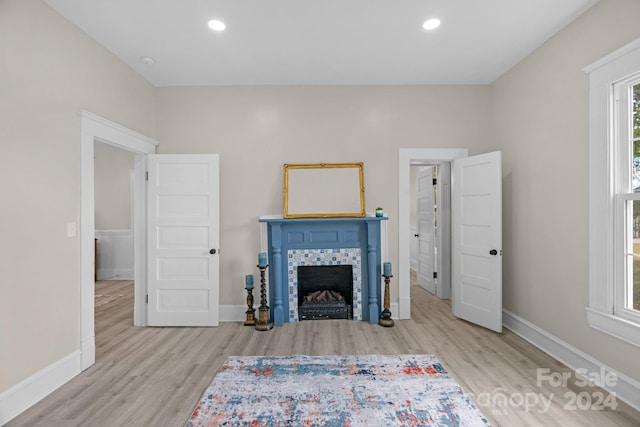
[586,307,640,348]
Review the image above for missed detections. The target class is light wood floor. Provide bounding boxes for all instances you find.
[8,277,640,426]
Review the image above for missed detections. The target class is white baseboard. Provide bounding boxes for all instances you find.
[503,309,640,412]
[97,269,134,281]
[219,305,247,322]
[390,302,400,319]
[398,297,411,319]
[81,335,95,371]
[0,351,81,425]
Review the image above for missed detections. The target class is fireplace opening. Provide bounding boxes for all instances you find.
[297,265,353,320]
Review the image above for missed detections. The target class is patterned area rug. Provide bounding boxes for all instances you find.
[186,354,490,426]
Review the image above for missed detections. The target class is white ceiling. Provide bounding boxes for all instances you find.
[44,0,598,87]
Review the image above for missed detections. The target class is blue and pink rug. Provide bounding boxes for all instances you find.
[186,354,490,426]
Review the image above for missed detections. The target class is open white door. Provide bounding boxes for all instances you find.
[452,151,502,332]
[147,154,220,326]
[416,166,436,294]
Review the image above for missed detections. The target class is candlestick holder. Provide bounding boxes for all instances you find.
[244,286,256,326]
[379,274,394,327]
[255,265,273,331]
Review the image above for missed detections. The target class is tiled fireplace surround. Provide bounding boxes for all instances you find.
[259,216,387,326]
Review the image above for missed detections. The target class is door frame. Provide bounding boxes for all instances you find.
[435,162,452,300]
[398,148,468,319]
[79,111,158,370]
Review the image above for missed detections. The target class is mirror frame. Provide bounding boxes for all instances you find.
[283,162,366,218]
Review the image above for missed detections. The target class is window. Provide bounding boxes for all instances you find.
[615,79,640,324]
[586,38,640,347]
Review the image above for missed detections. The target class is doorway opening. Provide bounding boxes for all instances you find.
[79,111,158,370]
[398,148,468,320]
[410,162,451,300]
[400,149,503,332]
[93,142,136,353]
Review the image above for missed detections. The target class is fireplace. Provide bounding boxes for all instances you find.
[297,265,353,320]
[259,216,387,325]
[287,248,362,321]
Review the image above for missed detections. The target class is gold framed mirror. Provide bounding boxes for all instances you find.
[283,163,366,218]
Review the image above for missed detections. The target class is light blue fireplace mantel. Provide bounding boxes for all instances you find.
[259,216,388,326]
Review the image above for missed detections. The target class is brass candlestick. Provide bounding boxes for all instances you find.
[244,285,256,326]
[255,265,273,331]
[379,274,394,327]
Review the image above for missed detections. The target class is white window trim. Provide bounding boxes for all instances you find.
[585,37,640,347]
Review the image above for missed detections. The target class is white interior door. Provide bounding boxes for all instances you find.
[452,151,502,332]
[417,166,436,294]
[147,154,220,326]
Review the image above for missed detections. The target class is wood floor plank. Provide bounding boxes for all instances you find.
[6,278,640,426]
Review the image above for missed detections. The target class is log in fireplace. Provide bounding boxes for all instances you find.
[297,265,353,320]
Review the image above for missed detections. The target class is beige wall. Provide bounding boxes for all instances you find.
[491,0,640,382]
[94,142,134,230]
[0,0,155,390]
[155,86,491,304]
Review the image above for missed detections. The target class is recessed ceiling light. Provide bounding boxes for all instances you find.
[423,18,441,31]
[208,19,226,32]
[140,56,155,66]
